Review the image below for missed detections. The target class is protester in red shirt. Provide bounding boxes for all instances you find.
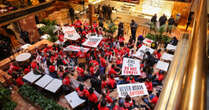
[49,65,56,73]
[109,65,118,76]
[124,95,134,109]
[76,64,85,77]
[31,60,38,70]
[150,93,159,105]
[101,92,113,104]
[87,88,98,110]
[154,49,162,59]
[58,34,64,42]
[98,100,110,110]
[126,76,136,83]
[75,84,88,100]
[107,74,116,89]
[62,76,70,85]
[145,79,153,94]
[23,66,30,74]
[8,62,20,75]
[16,76,24,86]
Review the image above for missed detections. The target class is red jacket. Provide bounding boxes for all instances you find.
[113,105,127,110]
[76,88,89,97]
[124,101,133,108]
[108,78,116,89]
[49,65,55,73]
[76,67,84,77]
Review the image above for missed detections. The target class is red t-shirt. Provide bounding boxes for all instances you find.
[24,68,30,74]
[31,61,37,69]
[76,87,89,97]
[145,81,153,91]
[100,57,106,67]
[90,66,95,76]
[90,60,99,67]
[108,78,116,88]
[76,67,84,77]
[158,74,164,81]
[116,59,122,65]
[58,35,64,42]
[49,65,55,73]
[87,93,98,103]
[105,95,113,103]
[119,36,125,43]
[16,77,24,86]
[101,80,107,89]
[62,77,70,85]
[98,104,110,110]
[109,68,117,75]
[113,105,127,110]
[151,96,159,104]
[124,101,133,108]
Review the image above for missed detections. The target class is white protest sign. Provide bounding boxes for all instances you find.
[62,26,80,40]
[133,45,154,59]
[122,57,141,76]
[117,83,148,98]
[64,45,90,52]
[82,37,103,48]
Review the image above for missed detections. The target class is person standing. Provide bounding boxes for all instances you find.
[186,12,193,31]
[151,14,157,25]
[117,22,124,37]
[167,16,175,33]
[159,14,167,26]
[69,7,75,24]
[107,5,112,20]
[130,20,138,41]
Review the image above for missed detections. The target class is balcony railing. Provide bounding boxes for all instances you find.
[155,0,208,109]
[0,0,55,26]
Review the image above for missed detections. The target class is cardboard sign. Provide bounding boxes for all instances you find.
[64,45,90,52]
[62,26,80,40]
[82,37,103,48]
[122,58,141,76]
[133,45,154,59]
[117,83,148,97]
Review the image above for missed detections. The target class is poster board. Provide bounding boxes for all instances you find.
[62,26,80,40]
[133,45,154,59]
[117,83,148,98]
[121,57,141,76]
[82,37,103,48]
[64,45,90,53]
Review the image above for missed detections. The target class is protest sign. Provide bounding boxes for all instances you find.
[117,83,148,97]
[82,37,103,48]
[133,45,154,59]
[122,57,141,76]
[64,45,90,53]
[62,26,80,40]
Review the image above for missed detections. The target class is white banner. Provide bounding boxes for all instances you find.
[122,57,141,76]
[82,37,103,48]
[64,45,90,53]
[117,83,148,98]
[62,26,80,40]
[133,45,154,59]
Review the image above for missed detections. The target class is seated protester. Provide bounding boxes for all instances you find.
[116,57,123,68]
[126,75,136,83]
[137,35,144,42]
[98,100,110,110]
[145,79,153,94]
[124,95,134,110]
[100,55,107,74]
[57,66,64,78]
[23,66,30,74]
[127,38,134,49]
[107,74,116,89]
[31,60,38,70]
[87,88,98,110]
[16,76,24,86]
[118,36,125,47]
[8,62,20,75]
[151,42,157,49]
[123,45,130,57]
[113,99,127,110]
[89,63,97,77]
[170,37,178,46]
[150,92,159,105]
[90,78,102,93]
[76,64,87,81]
[154,70,164,85]
[136,41,142,49]
[76,84,89,99]
[154,49,162,59]
[58,34,64,43]
[108,65,118,76]
[62,76,71,85]
[142,95,152,109]
[101,74,107,89]
[101,92,113,104]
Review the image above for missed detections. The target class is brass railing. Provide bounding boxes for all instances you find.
[155,0,208,109]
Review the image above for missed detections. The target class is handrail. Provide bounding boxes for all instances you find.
[155,0,208,109]
[179,0,207,109]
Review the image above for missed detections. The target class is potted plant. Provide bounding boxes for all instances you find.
[40,19,58,42]
[105,20,117,38]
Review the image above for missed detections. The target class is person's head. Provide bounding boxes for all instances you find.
[130,75,134,80]
[110,74,114,79]
[125,95,131,102]
[157,49,161,53]
[101,100,107,107]
[89,87,94,94]
[156,92,160,97]
[146,51,151,56]
[111,64,115,68]
[154,13,157,16]
[131,20,135,23]
[79,84,84,91]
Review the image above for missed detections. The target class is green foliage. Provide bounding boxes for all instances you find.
[19,85,66,110]
[106,20,117,34]
[146,33,157,42]
[0,87,17,110]
[40,19,58,42]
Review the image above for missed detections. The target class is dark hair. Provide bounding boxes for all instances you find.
[79,84,84,91]
[89,88,94,94]
[101,100,107,107]
[125,95,131,102]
